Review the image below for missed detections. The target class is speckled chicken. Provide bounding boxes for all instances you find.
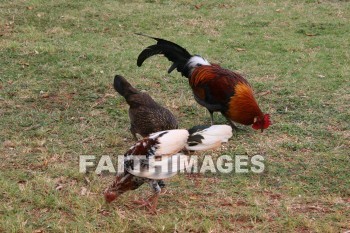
[113,75,178,140]
[104,125,232,213]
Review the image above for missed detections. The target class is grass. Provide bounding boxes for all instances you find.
[1,0,349,232]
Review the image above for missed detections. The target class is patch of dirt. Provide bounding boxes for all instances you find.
[38,92,75,111]
[290,202,334,214]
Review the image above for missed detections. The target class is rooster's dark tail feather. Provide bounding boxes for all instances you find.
[136,33,192,77]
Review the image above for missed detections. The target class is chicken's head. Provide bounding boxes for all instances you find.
[252,114,271,132]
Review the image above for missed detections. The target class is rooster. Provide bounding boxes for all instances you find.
[104,125,232,213]
[113,75,178,140]
[136,34,271,132]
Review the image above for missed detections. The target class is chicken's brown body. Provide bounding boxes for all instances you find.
[136,34,270,131]
[114,75,178,140]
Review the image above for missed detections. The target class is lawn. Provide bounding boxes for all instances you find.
[0,0,349,232]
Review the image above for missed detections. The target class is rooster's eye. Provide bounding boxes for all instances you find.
[197,63,202,66]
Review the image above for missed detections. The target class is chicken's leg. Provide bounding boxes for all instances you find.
[146,192,159,214]
[133,180,161,214]
[209,110,214,125]
[224,116,239,131]
[133,192,160,214]
[130,126,138,141]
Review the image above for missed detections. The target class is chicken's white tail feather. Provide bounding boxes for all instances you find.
[149,129,189,155]
[127,153,188,180]
[199,125,233,142]
[186,141,222,151]
[186,125,232,151]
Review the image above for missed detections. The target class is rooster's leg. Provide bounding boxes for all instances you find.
[224,117,239,131]
[230,122,239,130]
[209,110,214,125]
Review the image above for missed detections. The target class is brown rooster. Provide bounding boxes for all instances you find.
[136,34,271,131]
[113,75,178,140]
[104,126,232,213]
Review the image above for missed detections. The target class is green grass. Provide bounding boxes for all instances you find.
[1,0,349,232]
